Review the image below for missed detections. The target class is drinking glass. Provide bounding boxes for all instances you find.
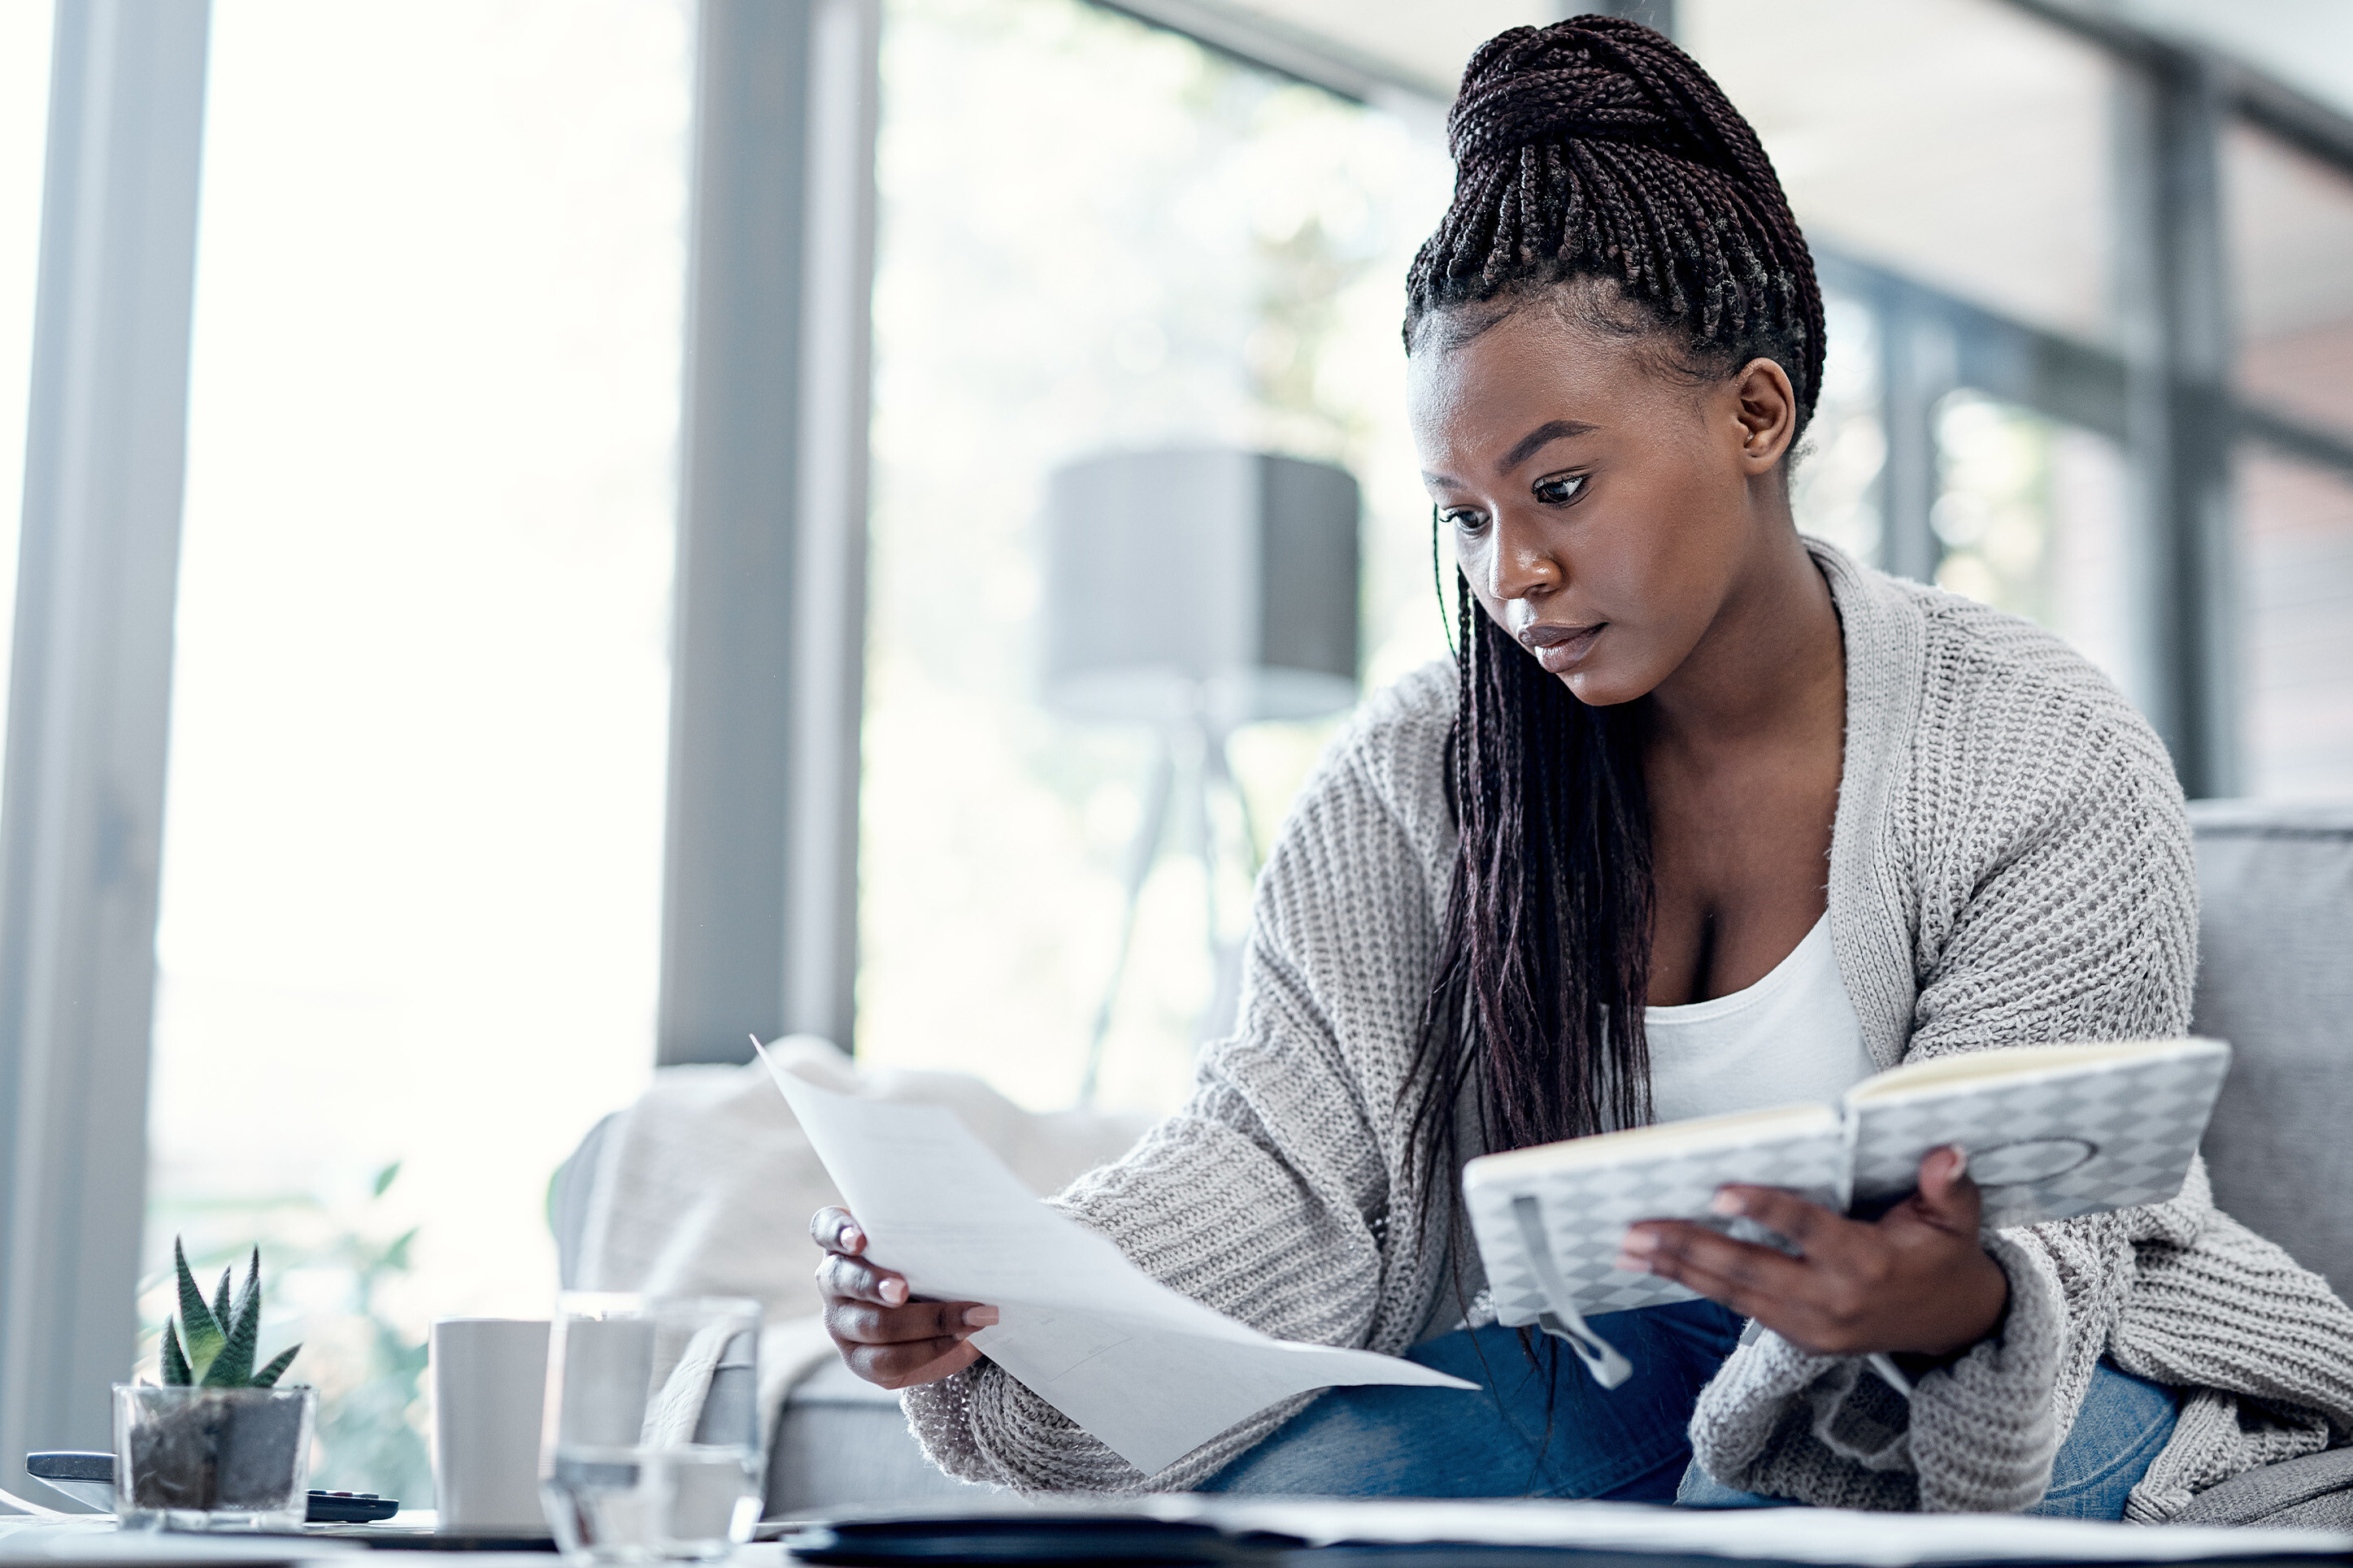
[539,1293,763,1563]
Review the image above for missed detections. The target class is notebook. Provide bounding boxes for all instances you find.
[1461,1037,2232,1387]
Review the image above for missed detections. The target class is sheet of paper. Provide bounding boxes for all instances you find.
[789,1496,2351,1566]
[1175,1498,2353,1566]
[757,1048,1473,1475]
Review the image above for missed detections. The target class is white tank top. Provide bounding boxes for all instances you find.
[1641,912,1877,1125]
[1420,914,1881,1340]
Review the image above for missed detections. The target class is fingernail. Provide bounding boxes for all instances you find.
[1615,1250,1652,1275]
[881,1278,907,1305]
[962,1305,999,1328]
[1948,1145,1969,1179]
[1711,1189,1744,1217]
[1620,1228,1658,1254]
[841,1227,863,1252]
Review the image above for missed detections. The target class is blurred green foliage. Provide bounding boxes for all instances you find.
[141,1161,432,1504]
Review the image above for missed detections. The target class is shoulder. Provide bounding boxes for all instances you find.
[1330,658,1457,810]
[1275,658,1457,834]
[1820,541,2182,837]
[1916,589,2159,771]
[1255,659,1459,917]
[1819,544,2196,1041]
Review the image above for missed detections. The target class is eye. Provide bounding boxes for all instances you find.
[1533,471,1587,506]
[1438,505,1489,536]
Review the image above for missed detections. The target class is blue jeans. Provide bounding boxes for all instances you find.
[1200,1301,2177,1519]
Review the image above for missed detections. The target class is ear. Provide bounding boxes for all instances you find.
[1729,357,1798,474]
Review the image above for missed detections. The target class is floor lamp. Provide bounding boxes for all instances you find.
[1040,448,1362,1104]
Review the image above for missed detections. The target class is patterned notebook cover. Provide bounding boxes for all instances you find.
[1463,1038,2230,1327]
[1845,1037,2231,1227]
[1463,1108,1847,1323]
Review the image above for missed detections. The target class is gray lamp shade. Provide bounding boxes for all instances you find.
[1042,448,1361,727]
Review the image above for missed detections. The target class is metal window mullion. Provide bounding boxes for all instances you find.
[2116,50,2236,797]
[657,0,878,1066]
[782,0,878,1052]
[0,0,211,1478]
[1879,292,1952,584]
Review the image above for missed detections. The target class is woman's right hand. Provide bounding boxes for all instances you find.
[812,1207,998,1388]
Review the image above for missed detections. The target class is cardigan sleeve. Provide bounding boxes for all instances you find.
[1691,678,2206,1513]
[899,701,1448,1492]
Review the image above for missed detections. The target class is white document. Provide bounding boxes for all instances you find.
[758,1048,1473,1475]
[1179,1498,2353,1566]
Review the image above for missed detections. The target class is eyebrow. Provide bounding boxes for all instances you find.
[1495,419,1598,476]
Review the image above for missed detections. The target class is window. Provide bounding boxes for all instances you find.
[2225,121,2353,795]
[1686,0,2138,690]
[1932,393,2133,689]
[2227,123,2353,442]
[2237,451,2353,797]
[1685,0,2120,345]
[856,0,1449,1110]
[143,0,689,1496]
[1790,292,1885,566]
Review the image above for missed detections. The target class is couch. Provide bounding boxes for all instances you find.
[554,797,2353,1523]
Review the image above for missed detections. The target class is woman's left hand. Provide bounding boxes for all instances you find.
[1619,1144,2010,1360]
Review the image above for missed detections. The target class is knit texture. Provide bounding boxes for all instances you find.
[900,540,2353,1512]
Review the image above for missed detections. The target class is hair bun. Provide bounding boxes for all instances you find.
[1407,14,1822,430]
[1445,19,1745,183]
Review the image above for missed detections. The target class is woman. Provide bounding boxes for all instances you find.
[813,18,2353,1515]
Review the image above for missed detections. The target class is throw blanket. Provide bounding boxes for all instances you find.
[572,1036,1153,1452]
[902,539,2353,1517]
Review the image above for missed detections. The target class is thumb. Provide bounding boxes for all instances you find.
[1911,1144,1981,1232]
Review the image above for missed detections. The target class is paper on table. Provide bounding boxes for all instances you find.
[757,1046,1473,1475]
[1176,1498,2353,1566]
[798,1496,2352,1568]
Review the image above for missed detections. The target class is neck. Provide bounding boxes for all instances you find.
[1646,521,1842,751]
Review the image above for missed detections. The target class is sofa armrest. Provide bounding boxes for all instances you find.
[2171,1449,2353,1527]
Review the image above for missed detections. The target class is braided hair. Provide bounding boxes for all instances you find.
[1406,19,1825,1191]
[1406,18,1823,426]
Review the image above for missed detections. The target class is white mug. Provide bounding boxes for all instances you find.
[430,1317,551,1533]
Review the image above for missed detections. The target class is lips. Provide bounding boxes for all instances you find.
[1516,620,1605,674]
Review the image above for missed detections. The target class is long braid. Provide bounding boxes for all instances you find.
[1405,18,1819,1221]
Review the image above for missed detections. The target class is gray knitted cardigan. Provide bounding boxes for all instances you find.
[903,540,2353,1516]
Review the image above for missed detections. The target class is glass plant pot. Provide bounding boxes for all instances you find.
[113,1383,316,1531]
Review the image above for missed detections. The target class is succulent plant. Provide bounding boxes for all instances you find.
[161,1237,300,1389]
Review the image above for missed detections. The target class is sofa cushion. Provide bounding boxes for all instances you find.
[766,1357,985,1517]
[2188,800,2353,1297]
[2171,1445,2353,1527]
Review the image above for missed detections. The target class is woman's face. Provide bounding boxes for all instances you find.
[1407,299,1794,708]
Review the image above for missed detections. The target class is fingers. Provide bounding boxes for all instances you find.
[806,1208,1004,1388]
[811,1207,864,1255]
[809,1209,911,1310]
[1620,1220,1812,1318]
[827,1297,997,1347]
[1711,1185,1846,1257]
[816,1249,915,1306]
[1623,1167,2004,1358]
[1907,1145,1984,1234]
[842,1332,985,1390]
[825,1297,1000,1390]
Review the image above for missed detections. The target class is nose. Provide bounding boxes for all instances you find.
[1484,508,1562,604]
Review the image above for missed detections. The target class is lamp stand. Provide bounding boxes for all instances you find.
[1075,711,1261,1106]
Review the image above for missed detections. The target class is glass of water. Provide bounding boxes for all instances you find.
[540,1293,763,1563]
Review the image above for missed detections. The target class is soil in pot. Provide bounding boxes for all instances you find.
[128,1392,308,1509]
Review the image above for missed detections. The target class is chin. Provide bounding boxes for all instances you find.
[1560,666,1648,708]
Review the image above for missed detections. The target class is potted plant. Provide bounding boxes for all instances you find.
[114,1240,314,1531]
